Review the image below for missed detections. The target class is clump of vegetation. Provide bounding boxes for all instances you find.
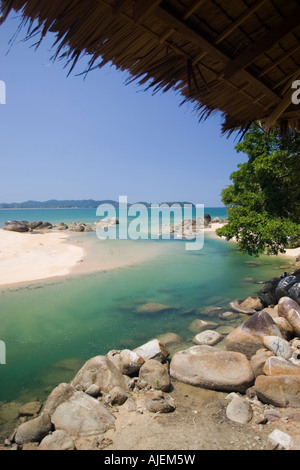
[217,123,300,256]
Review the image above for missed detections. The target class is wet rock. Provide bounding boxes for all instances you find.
[230,297,263,315]
[18,402,43,417]
[145,391,175,413]
[134,339,169,363]
[28,221,43,230]
[276,276,300,300]
[51,391,115,437]
[139,359,171,392]
[170,345,254,393]
[14,414,52,445]
[225,396,253,424]
[225,311,282,359]
[188,319,218,334]
[156,332,183,345]
[38,430,75,450]
[3,220,29,232]
[255,375,300,407]
[38,222,53,230]
[135,303,175,315]
[289,282,300,305]
[219,311,239,321]
[192,330,222,346]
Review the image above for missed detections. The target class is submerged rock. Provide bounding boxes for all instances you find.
[135,302,175,315]
[192,330,223,346]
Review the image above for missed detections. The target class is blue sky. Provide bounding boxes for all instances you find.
[0,13,247,206]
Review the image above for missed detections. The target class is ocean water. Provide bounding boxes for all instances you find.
[0,208,292,403]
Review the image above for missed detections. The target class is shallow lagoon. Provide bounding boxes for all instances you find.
[0,224,292,403]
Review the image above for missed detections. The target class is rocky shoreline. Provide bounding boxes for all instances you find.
[1,266,300,451]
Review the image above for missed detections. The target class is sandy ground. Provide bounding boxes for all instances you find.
[0,229,85,287]
[0,223,298,288]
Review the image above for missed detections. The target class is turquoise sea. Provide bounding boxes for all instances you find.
[0,207,293,404]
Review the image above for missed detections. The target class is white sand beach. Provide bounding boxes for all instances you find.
[0,229,85,287]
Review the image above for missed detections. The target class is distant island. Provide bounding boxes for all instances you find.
[0,199,198,209]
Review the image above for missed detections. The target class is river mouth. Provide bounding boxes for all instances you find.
[0,231,293,406]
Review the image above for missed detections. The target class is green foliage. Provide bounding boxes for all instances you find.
[217,123,300,256]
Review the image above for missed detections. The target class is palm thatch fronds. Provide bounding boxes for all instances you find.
[1,0,300,136]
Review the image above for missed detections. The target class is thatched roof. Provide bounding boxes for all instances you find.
[1,0,300,136]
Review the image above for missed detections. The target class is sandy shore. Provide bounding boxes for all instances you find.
[0,229,85,287]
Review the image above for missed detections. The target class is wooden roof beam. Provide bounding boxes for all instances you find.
[155,6,280,100]
[182,0,206,20]
[133,0,163,23]
[258,42,300,78]
[263,87,295,130]
[215,0,268,45]
[223,5,300,80]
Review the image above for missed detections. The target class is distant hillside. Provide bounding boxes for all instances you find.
[0,200,195,209]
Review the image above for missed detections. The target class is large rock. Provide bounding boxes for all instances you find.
[71,355,128,393]
[14,413,52,445]
[250,349,274,377]
[225,311,282,359]
[38,430,75,450]
[107,349,145,376]
[230,297,263,315]
[255,375,300,407]
[192,330,222,346]
[139,359,171,392]
[170,345,254,393]
[263,356,300,376]
[188,319,218,334]
[277,296,300,317]
[42,383,77,416]
[226,396,253,424]
[134,339,169,363]
[289,282,300,305]
[259,277,281,306]
[277,297,300,336]
[3,220,29,232]
[262,336,293,359]
[276,276,300,300]
[51,391,115,437]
